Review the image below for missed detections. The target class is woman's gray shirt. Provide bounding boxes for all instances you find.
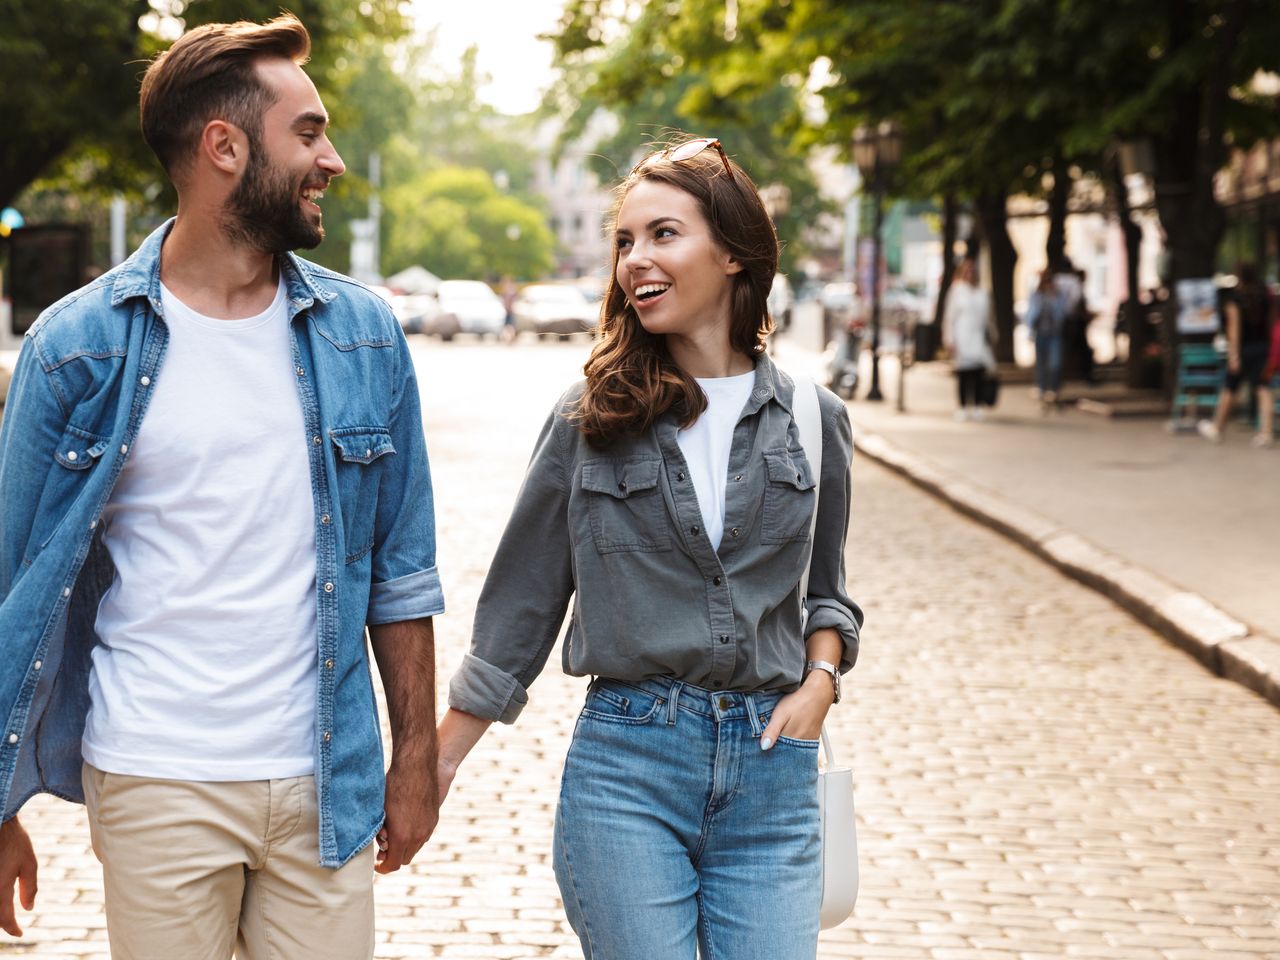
[449,354,862,723]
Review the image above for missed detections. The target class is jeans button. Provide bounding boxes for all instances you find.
[718,697,731,711]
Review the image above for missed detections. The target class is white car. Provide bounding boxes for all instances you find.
[436,280,507,338]
[513,284,600,339]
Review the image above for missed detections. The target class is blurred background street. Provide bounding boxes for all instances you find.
[3,0,1280,956]
[2,336,1278,959]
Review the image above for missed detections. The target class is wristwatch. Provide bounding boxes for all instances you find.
[803,659,841,704]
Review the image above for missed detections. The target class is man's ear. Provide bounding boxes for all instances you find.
[200,120,248,175]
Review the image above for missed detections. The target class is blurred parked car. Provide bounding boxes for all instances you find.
[437,280,506,338]
[390,293,461,341]
[513,283,600,339]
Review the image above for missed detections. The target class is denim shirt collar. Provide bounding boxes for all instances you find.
[109,217,338,314]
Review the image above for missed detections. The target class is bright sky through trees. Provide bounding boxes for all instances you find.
[412,0,562,114]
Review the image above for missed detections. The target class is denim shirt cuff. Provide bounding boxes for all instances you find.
[448,654,529,724]
[367,566,446,625]
[804,601,860,673]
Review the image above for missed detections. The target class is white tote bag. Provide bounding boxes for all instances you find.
[792,375,859,930]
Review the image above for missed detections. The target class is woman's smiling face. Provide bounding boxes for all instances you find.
[613,179,742,341]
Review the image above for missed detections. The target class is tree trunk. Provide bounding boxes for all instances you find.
[1046,158,1070,272]
[975,190,1016,363]
[1107,156,1147,388]
[925,192,957,362]
[1148,1,1245,395]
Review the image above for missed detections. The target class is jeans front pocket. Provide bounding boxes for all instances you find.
[580,456,671,554]
[330,426,395,563]
[761,448,817,544]
[580,681,665,725]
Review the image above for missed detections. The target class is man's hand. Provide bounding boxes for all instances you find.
[375,755,439,875]
[0,817,37,937]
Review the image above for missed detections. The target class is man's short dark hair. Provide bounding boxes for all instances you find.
[139,13,311,178]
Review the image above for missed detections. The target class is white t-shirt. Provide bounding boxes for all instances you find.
[83,278,319,781]
[676,371,756,551]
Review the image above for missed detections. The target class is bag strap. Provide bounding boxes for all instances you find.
[792,374,843,771]
[791,374,823,601]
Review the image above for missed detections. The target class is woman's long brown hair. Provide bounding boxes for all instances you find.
[572,140,779,448]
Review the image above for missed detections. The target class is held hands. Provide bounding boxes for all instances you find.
[759,670,836,751]
[375,754,440,875]
[0,817,37,937]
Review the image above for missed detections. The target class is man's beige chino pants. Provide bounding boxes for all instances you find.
[82,764,375,960]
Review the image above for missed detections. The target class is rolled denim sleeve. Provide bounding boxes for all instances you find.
[804,392,863,672]
[366,330,445,625]
[448,402,575,723]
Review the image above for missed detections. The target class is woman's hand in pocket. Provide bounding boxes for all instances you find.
[760,672,835,750]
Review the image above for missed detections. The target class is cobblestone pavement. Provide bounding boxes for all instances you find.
[3,340,1277,959]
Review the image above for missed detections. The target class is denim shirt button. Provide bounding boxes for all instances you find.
[139,376,151,387]
[323,582,334,593]
[676,472,686,481]
[321,514,331,524]
[691,525,700,535]
[730,527,740,538]
[62,587,71,597]
[312,435,322,446]
[323,731,331,743]
[33,661,42,671]
[324,659,334,670]
[718,635,729,644]
[6,734,16,745]
[734,474,743,482]
[296,366,305,377]
[713,576,722,586]
[120,444,129,455]
[66,451,77,462]
[617,481,627,492]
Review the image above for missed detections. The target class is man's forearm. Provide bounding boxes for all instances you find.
[369,617,438,763]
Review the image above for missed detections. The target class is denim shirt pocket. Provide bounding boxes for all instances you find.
[34,423,111,551]
[761,448,817,544]
[580,456,672,554]
[330,426,395,563]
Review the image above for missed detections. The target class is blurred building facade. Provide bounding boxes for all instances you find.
[529,112,615,280]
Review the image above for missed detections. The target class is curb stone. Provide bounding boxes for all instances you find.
[850,423,1280,709]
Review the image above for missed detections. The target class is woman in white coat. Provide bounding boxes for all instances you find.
[942,258,994,420]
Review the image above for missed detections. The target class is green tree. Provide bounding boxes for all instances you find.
[0,0,410,211]
[383,167,555,280]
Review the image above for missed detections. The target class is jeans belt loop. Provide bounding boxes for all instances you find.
[665,681,682,725]
[744,692,763,737]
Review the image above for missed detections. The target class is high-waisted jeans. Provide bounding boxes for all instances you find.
[552,676,822,960]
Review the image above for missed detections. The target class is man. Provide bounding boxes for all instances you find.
[0,14,443,958]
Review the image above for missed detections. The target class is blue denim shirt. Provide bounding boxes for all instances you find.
[0,220,445,866]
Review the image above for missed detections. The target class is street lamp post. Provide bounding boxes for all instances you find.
[852,121,903,402]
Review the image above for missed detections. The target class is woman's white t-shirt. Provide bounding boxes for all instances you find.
[676,371,756,551]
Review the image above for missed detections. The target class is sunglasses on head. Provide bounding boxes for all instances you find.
[638,137,736,183]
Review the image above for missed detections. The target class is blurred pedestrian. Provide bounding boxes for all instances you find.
[436,136,863,959]
[1198,261,1274,446]
[942,257,994,420]
[1062,267,1096,383]
[499,274,517,344]
[0,15,444,958]
[1025,271,1067,412]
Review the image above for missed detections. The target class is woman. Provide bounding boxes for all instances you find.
[1025,271,1066,411]
[942,257,994,420]
[437,137,862,959]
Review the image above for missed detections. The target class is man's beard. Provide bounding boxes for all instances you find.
[223,149,325,253]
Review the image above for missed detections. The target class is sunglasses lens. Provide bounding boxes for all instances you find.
[668,138,715,162]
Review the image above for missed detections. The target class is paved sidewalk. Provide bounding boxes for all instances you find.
[772,337,1280,707]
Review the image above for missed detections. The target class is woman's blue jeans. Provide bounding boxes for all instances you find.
[553,677,822,960]
[1035,332,1064,394]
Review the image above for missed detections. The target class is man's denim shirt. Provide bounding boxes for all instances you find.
[0,220,445,867]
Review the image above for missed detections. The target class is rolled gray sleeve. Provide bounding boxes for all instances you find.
[447,403,576,723]
[804,395,863,672]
